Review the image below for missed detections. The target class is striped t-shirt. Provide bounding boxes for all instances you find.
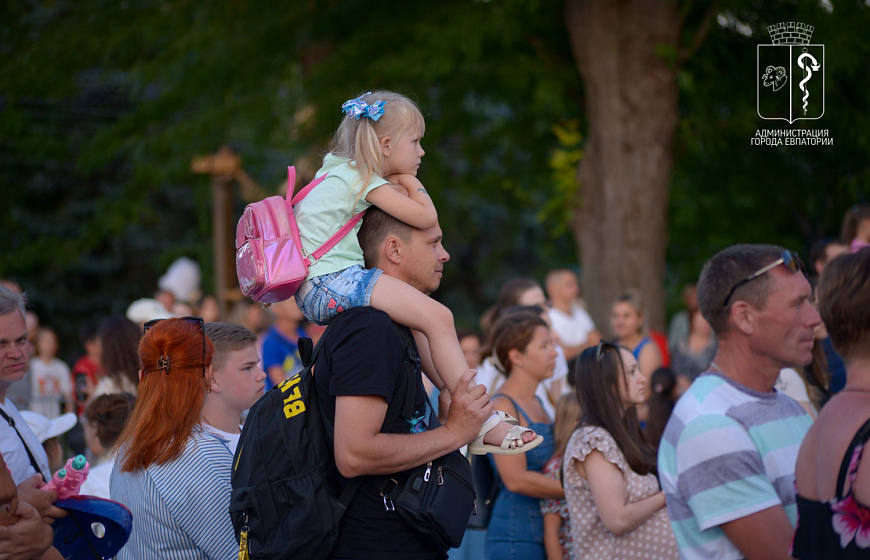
[110,427,237,560]
[658,372,812,559]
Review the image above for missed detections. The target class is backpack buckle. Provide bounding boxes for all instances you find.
[380,478,398,512]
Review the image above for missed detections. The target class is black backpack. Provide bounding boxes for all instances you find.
[228,321,417,560]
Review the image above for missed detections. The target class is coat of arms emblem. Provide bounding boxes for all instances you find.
[757,22,824,123]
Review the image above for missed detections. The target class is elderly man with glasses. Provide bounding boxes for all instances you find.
[658,245,820,560]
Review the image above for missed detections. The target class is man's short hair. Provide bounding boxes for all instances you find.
[357,206,414,269]
[204,322,257,371]
[697,244,786,335]
[0,286,26,319]
[819,248,870,360]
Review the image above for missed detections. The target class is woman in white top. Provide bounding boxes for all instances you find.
[478,279,570,418]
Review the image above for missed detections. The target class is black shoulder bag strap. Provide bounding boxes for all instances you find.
[0,406,45,479]
[311,322,419,510]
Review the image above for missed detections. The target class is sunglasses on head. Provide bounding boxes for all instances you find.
[596,339,619,360]
[142,316,206,376]
[722,250,805,307]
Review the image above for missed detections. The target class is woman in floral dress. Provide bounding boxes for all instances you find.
[564,341,679,560]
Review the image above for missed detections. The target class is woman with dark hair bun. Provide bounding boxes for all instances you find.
[110,317,237,559]
[564,342,678,559]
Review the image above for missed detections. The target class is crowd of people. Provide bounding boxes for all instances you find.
[1,88,869,560]
[2,237,867,560]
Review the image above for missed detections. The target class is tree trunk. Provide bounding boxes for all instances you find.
[565,0,680,334]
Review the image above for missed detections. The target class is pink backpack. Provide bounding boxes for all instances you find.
[235,166,365,304]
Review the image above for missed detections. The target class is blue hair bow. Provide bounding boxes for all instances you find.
[341,93,385,121]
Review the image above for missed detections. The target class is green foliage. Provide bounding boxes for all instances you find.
[669,0,870,303]
[540,120,583,237]
[0,0,582,355]
[1,0,868,356]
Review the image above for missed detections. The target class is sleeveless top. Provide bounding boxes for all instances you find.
[489,394,554,475]
[632,337,652,360]
[486,394,554,553]
[793,417,870,558]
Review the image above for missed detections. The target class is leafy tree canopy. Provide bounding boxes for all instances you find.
[1,0,868,357]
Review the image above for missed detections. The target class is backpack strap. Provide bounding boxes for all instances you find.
[322,321,419,509]
[286,166,367,265]
[298,336,315,369]
[309,211,366,263]
[0,406,45,480]
[393,324,419,421]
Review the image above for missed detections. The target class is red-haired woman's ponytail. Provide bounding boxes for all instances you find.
[116,318,214,472]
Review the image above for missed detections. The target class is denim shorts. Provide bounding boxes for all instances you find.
[295,265,383,325]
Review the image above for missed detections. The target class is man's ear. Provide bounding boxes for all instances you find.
[207,365,221,394]
[729,301,755,336]
[383,235,403,266]
[380,135,391,157]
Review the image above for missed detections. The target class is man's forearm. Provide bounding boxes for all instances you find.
[333,393,484,479]
[335,425,464,479]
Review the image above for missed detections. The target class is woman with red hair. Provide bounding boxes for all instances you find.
[110,317,237,559]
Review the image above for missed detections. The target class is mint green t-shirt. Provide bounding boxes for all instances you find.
[294,154,389,279]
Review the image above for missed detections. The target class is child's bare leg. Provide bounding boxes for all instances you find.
[411,330,445,391]
[371,276,536,448]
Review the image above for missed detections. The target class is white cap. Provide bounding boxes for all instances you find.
[158,257,202,303]
[127,298,174,324]
[20,411,77,443]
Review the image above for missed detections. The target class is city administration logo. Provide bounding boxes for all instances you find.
[757,22,824,124]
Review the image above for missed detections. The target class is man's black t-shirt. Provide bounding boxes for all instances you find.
[314,307,446,560]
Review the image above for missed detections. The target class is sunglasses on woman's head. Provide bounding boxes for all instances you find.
[142,316,206,376]
[722,250,805,307]
[596,339,619,360]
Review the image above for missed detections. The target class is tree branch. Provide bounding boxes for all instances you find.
[678,0,720,65]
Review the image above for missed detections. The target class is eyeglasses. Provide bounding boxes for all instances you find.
[596,339,619,360]
[143,316,206,376]
[722,250,805,307]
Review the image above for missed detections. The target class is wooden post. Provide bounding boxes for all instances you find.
[211,176,235,319]
[192,146,246,320]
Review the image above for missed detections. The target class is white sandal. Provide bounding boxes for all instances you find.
[467,412,544,456]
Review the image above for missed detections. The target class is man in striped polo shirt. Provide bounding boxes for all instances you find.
[659,244,820,560]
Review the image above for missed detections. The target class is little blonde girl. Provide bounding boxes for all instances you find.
[293,90,539,454]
